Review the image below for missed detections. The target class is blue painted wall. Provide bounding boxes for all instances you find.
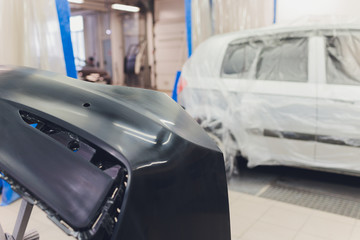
[185,0,192,57]
[273,0,277,24]
[55,0,77,78]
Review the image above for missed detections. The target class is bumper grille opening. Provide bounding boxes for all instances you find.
[17,110,129,239]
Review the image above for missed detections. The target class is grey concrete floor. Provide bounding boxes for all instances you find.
[229,161,360,219]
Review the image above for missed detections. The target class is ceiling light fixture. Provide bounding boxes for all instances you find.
[111,3,140,12]
[68,0,84,4]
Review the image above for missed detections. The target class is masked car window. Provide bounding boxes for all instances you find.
[221,42,258,79]
[326,35,360,85]
[256,37,308,82]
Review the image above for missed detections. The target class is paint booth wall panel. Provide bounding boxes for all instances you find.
[155,0,185,22]
[155,38,185,49]
[156,47,186,61]
[156,62,182,75]
[156,74,177,90]
[0,1,66,74]
[154,22,186,35]
[154,0,187,91]
[277,0,360,24]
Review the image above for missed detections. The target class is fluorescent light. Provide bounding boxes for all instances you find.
[68,0,84,4]
[111,3,140,12]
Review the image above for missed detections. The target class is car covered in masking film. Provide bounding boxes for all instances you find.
[0,66,230,240]
[178,24,360,177]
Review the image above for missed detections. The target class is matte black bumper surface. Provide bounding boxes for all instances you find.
[0,66,231,240]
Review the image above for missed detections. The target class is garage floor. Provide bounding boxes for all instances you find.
[230,164,360,219]
[228,164,360,240]
[230,190,360,240]
[1,166,360,240]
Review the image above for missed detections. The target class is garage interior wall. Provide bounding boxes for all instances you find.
[154,0,273,92]
[192,0,274,49]
[83,13,105,69]
[154,0,188,91]
[0,0,66,74]
[277,0,360,24]
[110,11,125,85]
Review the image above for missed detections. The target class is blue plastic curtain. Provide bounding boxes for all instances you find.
[0,173,19,206]
[0,180,20,206]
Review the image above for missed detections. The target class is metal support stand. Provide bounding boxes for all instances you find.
[13,200,33,240]
[0,224,5,240]
[0,199,39,240]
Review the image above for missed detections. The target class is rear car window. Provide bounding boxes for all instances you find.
[222,37,308,82]
[326,35,360,85]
